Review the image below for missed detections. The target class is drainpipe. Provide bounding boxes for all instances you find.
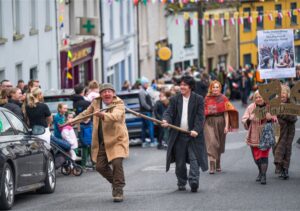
[197,1,204,68]
[137,4,141,78]
[100,0,104,83]
[54,0,61,88]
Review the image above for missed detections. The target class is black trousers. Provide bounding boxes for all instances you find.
[174,133,200,187]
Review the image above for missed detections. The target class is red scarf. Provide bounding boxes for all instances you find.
[205,94,239,130]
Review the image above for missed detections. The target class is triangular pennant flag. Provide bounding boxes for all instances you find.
[287,11,292,18]
[268,13,273,21]
[68,51,73,59]
[278,12,283,19]
[230,17,235,25]
[66,72,73,80]
[190,19,193,26]
[258,15,263,23]
[199,19,205,26]
[248,16,253,24]
[219,18,224,26]
[238,17,244,25]
[67,60,72,69]
[175,18,179,25]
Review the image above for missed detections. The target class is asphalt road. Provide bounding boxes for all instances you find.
[12,102,300,211]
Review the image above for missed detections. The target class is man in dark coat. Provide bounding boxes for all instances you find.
[162,75,208,193]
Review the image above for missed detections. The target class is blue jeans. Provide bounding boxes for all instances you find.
[141,112,155,143]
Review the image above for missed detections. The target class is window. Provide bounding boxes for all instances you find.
[257,6,264,30]
[109,4,114,40]
[45,0,51,28]
[243,8,251,32]
[243,54,252,67]
[275,4,282,27]
[184,60,190,70]
[0,112,15,136]
[93,0,97,17]
[0,68,5,82]
[208,15,213,41]
[12,0,21,34]
[16,63,22,81]
[127,0,131,33]
[30,66,38,79]
[193,59,198,67]
[120,0,124,36]
[223,19,229,38]
[0,0,3,38]
[46,61,52,89]
[30,0,37,32]
[295,29,300,40]
[291,2,297,25]
[3,111,27,134]
[185,18,191,47]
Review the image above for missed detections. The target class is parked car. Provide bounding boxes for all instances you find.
[0,108,56,210]
[117,90,143,140]
[43,89,74,115]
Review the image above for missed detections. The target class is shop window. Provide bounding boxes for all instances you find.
[257,6,264,30]
[16,63,22,81]
[243,8,251,32]
[291,2,297,25]
[30,66,38,80]
[243,54,252,67]
[218,55,227,71]
[184,60,190,70]
[295,29,300,40]
[207,58,213,72]
[275,4,282,27]
[184,18,192,47]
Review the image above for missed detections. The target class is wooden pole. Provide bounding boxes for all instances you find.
[60,105,116,127]
[125,107,191,134]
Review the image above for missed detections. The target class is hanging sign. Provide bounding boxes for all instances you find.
[158,47,172,61]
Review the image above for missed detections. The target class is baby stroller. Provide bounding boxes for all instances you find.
[50,135,83,176]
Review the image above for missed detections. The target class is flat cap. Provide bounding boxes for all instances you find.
[99,83,115,93]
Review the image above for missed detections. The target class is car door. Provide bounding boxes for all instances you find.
[3,111,46,184]
[0,111,31,188]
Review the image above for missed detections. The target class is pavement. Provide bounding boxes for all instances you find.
[12,101,300,211]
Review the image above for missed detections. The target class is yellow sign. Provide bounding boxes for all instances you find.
[71,47,92,63]
[158,47,172,61]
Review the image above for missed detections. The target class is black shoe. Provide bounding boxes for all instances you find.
[190,183,198,193]
[178,185,186,191]
[256,173,261,182]
[281,169,289,180]
[260,174,266,185]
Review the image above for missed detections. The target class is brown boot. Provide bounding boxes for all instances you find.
[209,161,215,174]
[112,188,123,202]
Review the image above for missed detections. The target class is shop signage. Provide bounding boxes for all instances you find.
[71,47,92,63]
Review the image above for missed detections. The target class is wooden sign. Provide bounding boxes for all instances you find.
[254,80,300,119]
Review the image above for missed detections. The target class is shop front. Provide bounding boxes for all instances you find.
[60,39,95,88]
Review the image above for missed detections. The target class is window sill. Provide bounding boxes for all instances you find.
[0,37,8,45]
[13,33,25,41]
[184,44,193,49]
[290,23,298,26]
[206,40,216,45]
[243,30,252,33]
[29,28,39,36]
[45,25,52,32]
[275,25,282,29]
[223,36,231,41]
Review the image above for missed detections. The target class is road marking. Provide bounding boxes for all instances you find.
[142,165,176,172]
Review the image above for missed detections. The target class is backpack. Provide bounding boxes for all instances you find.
[80,122,92,147]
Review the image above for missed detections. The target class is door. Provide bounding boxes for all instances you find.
[0,112,31,187]
[4,111,45,184]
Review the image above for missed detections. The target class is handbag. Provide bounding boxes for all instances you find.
[259,122,275,151]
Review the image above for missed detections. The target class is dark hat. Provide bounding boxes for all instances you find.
[99,83,115,93]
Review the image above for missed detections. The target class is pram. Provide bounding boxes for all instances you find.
[50,135,83,176]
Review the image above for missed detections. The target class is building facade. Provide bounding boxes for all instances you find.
[167,11,199,72]
[203,7,238,72]
[57,0,101,88]
[239,0,300,67]
[138,3,168,79]
[0,0,58,90]
[101,0,138,92]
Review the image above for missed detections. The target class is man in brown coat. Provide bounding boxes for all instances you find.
[70,83,129,202]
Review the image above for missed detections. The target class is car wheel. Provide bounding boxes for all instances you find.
[0,163,14,210]
[39,154,56,194]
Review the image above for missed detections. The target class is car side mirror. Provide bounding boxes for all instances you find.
[31,125,46,136]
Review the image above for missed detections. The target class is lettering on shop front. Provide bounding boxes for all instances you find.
[71,47,92,63]
[254,80,300,119]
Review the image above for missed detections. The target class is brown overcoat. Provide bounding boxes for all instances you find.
[72,96,129,162]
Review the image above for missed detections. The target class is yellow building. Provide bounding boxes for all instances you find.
[239,0,300,67]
